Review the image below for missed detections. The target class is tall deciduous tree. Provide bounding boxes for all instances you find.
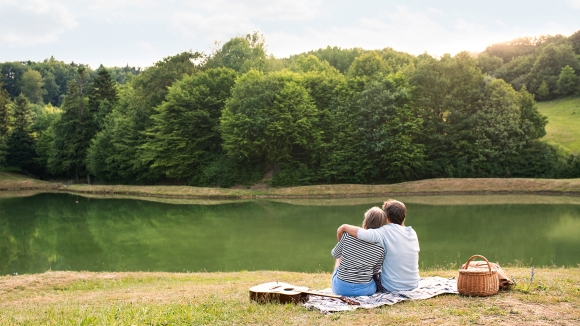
[19,70,45,104]
[140,68,237,182]
[355,73,424,182]
[221,70,321,170]
[518,86,547,140]
[347,51,392,78]
[527,43,580,99]
[408,52,484,177]
[6,95,36,170]
[476,52,503,75]
[206,32,267,73]
[556,65,578,96]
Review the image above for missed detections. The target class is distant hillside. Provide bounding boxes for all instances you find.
[537,95,580,154]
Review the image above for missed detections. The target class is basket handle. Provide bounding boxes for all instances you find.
[462,255,492,272]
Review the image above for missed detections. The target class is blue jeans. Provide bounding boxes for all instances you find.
[331,269,376,296]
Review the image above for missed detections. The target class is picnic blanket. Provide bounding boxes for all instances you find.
[303,276,458,313]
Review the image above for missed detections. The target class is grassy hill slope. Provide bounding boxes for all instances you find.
[537,95,580,154]
[0,172,60,190]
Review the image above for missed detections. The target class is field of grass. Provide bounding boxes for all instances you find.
[537,95,580,154]
[0,267,578,325]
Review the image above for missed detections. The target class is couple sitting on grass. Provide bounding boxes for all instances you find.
[333,199,420,296]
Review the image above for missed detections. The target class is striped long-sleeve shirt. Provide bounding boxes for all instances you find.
[332,233,385,284]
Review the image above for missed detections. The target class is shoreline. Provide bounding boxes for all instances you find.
[3,176,580,199]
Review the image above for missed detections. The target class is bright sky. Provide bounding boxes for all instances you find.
[1,0,579,69]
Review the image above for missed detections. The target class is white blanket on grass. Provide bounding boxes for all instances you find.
[303,277,458,313]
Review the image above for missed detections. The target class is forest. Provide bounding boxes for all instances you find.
[1,30,580,187]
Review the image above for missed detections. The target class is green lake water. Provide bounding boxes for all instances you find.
[1,193,579,275]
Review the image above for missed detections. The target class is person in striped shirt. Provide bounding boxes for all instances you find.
[336,199,420,292]
[331,207,386,296]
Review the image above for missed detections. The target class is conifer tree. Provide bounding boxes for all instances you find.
[88,65,117,129]
[0,85,10,167]
[48,67,90,180]
[6,94,36,170]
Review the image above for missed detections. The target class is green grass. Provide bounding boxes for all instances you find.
[0,268,578,325]
[537,95,580,154]
[0,172,60,190]
[0,171,29,181]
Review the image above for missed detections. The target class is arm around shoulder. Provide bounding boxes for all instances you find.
[336,224,361,241]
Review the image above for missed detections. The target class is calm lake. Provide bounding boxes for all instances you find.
[1,193,579,275]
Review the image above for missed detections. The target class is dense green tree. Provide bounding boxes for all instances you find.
[6,95,36,170]
[527,43,580,98]
[0,86,10,166]
[295,46,364,73]
[206,32,267,73]
[317,77,368,183]
[131,51,200,131]
[377,48,418,73]
[88,66,117,129]
[32,105,60,176]
[19,70,45,104]
[221,70,321,170]
[265,55,289,73]
[536,80,549,100]
[567,29,580,55]
[477,52,504,75]
[556,65,578,96]
[87,52,201,184]
[467,79,527,176]
[48,67,90,180]
[408,52,484,177]
[0,62,26,98]
[140,68,237,182]
[355,73,424,182]
[517,86,547,140]
[347,51,392,78]
[290,55,344,113]
[107,65,141,84]
[493,54,534,89]
[87,105,141,183]
[485,37,537,63]
[36,57,83,106]
[41,72,60,105]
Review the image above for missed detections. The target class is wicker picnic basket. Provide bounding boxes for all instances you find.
[457,255,499,297]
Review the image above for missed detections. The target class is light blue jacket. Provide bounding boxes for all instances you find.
[357,223,420,291]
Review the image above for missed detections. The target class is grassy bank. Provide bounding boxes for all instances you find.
[0,172,60,191]
[3,172,580,199]
[53,177,580,198]
[537,95,580,154]
[1,267,578,325]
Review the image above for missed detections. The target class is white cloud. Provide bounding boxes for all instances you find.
[137,42,157,55]
[185,0,322,21]
[0,0,77,46]
[88,0,156,11]
[173,0,323,46]
[173,11,258,42]
[267,6,454,57]
[265,6,528,58]
[567,0,580,9]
